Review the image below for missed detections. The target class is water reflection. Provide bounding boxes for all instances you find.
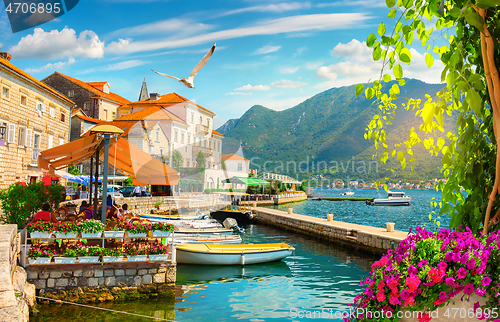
[32,224,378,322]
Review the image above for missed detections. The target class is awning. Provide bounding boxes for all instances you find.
[54,170,85,184]
[38,134,179,186]
[223,177,270,186]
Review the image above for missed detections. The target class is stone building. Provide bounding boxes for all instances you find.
[0,53,74,189]
[42,72,130,121]
[70,109,99,142]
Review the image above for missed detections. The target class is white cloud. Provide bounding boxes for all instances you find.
[293,46,307,57]
[317,0,386,8]
[110,18,213,37]
[221,2,312,16]
[271,79,307,88]
[253,45,281,55]
[105,13,370,54]
[25,58,75,73]
[234,84,271,91]
[280,66,299,74]
[225,92,253,96]
[305,61,322,70]
[79,60,149,74]
[9,27,105,60]
[313,38,444,89]
[107,38,131,53]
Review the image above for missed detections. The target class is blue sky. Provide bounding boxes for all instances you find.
[0,0,444,127]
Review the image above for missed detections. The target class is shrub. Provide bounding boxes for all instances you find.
[125,221,153,234]
[53,221,79,234]
[103,248,122,257]
[151,222,175,232]
[26,221,54,233]
[28,244,56,259]
[147,242,169,255]
[77,219,105,234]
[62,248,78,258]
[77,246,104,257]
[124,244,148,257]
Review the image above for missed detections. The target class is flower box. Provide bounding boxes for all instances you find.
[149,254,168,261]
[28,257,52,265]
[127,232,147,238]
[53,257,77,264]
[78,256,100,264]
[54,232,77,239]
[30,231,53,239]
[127,255,148,262]
[81,231,102,238]
[102,256,124,263]
[104,231,125,238]
[152,230,171,237]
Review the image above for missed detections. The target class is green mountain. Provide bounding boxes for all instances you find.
[217,79,450,181]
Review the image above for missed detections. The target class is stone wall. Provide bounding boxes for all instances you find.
[26,261,176,303]
[254,208,403,255]
[0,225,35,322]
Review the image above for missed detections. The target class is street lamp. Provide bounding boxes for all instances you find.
[90,125,124,225]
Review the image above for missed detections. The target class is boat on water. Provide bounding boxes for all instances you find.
[340,191,355,196]
[210,207,254,227]
[137,214,221,229]
[175,227,234,235]
[366,190,411,206]
[172,234,243,245]
[137,212,206,221]
[175,243,295,265]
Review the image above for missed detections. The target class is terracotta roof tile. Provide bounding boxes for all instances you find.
[115,105,185,123]
[0,57,74,106]
[54,72,130,105]
[135,92,214,115]
[212,130,223,137]
[74,114,100,124]
[222,154,249,161]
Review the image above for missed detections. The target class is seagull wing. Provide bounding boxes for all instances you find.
[151,69,181,81]
[188,43,216,79]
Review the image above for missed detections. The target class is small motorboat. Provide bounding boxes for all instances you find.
[175,243,295,265]
[210,207,254,227]
[172,234,243,245]
[366,190,411,206]
[175,227,234,235]
[340,191,354,196]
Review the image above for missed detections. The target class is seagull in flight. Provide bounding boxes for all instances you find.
[151,43,216,89]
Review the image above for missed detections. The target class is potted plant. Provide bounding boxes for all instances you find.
[124,244,148,262]
[102,248,124,263]
[53,221,78,239]
[147,242,169,261]
[27,244,56,265]
[347,226,500,321]
[150,222,175,237]
[125,221,152,238]
[78,219,105,238]
[54,247,77,264]
[26,221,54,239]
[77,246,103,264]
[104,221,126,238]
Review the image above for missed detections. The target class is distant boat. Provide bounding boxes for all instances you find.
[172,234,242,245]
[340,191,354,196]
[175,243,295,265]
[366,191,411,206]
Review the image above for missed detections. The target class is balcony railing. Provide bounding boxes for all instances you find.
[196,124,210,135]
[192,146,212,158]
[32,148,41,161]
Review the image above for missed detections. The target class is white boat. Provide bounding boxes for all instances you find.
[340,191,354,196]
[175,227,234,235]
[137,213,206,221]
[366,191,411,206]
[137,214,222,229]
[175,243,295,265]
[172,234,243,244]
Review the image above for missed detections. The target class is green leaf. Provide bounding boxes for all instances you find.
[464,9,485,31]
[476,0,500,9]
[395,22,403,33]
[386,0,396,7]
[378,22,386,36]
[466,89,482,115]
[425,53,435,68]
[366,33,377,47]
[399,48,412,64]
[373,46,382,60]
[394,64,403,79]
[365,88,375,100]
[355,84,364,96]
[388,8,397,18]
[383,74,391,83]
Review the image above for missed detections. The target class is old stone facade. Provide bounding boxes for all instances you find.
[42,72,130,122]
[0,54,74,189]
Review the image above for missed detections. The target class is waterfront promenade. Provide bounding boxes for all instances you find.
[252,206,408,254]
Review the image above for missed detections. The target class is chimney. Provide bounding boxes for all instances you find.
[150,93,160,101]
[0,53,12,61]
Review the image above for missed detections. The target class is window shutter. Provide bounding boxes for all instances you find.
[7,124,15,143]
[50,107,55,118]
[26,129,32,147]
[48,135,53,149]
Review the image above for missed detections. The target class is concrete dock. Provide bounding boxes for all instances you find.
[252,207,409,255]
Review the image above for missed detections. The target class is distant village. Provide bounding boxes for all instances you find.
[312,178,447,190]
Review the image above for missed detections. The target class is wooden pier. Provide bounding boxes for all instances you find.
[252,207,408,255]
